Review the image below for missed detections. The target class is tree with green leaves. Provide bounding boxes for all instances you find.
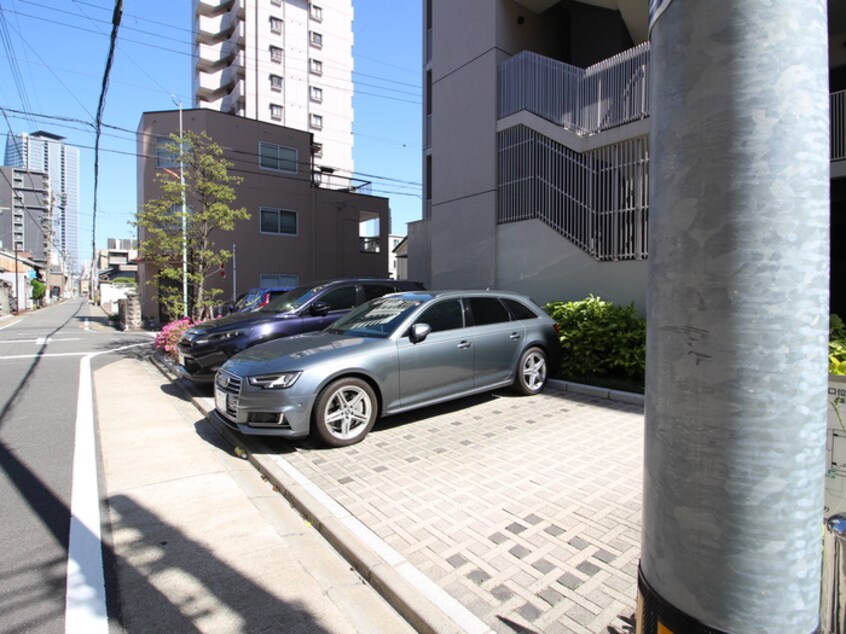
[135,130,249,322]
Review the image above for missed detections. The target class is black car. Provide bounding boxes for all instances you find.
[176,278,424,382]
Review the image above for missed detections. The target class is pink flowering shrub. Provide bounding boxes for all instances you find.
[154,317,194,361]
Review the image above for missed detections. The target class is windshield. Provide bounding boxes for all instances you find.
[240,290,262,311]
[260,285,323,313]
[326,297,425,338]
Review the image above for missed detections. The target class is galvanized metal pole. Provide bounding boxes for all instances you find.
[640,1,830,632]
[171,96,188,319]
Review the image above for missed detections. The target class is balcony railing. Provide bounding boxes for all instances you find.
[498,125,648,261]
[499,43,650,135]
[312,170,372,195]
[359,237,380,253]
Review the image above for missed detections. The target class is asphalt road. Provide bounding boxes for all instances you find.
[0,299,152,633]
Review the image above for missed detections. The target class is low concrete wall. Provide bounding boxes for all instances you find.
[118,293,142,331]
[100,283,135,316]
[496,219,648,312]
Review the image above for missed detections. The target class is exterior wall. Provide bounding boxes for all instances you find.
[193,0,354,177]
[386,234,404,279]
[423,0,650,300]
[137,108,388,322]
[406,219,431,288]
[426,0,503,289]
[0,251,37,313]
[496,219,647,312]
[0,167,51,264]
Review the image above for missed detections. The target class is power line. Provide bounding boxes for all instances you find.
[91,0,122,264]
[10,1,422,100]
[0,106,424,191]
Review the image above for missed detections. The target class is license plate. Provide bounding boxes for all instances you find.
[214,388,228,412]
[178,351,185,367]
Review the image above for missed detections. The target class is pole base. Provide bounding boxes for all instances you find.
[637,564,728,634]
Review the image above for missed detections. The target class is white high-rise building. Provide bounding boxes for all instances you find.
[192,0,354,178]
[4,131,80,273]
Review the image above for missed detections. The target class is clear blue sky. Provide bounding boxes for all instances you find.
[0,0,422,264]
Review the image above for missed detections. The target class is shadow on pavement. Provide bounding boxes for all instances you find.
[107,494,331,633]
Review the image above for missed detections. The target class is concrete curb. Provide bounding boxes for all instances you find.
[547,378,645,406]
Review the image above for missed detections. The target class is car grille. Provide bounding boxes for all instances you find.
[215,370,242,420]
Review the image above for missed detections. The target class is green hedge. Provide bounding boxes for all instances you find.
[544,295,645,382]
[543,298,845,382]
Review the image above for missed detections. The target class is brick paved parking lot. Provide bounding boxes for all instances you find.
[254,386,645,634]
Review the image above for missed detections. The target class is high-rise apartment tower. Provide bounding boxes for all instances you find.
[192,0,354,178]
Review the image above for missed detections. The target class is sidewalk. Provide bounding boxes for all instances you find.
[151,354,645,634]
[94,354,415,633]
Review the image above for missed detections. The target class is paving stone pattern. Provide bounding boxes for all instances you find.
[268,388,644,634]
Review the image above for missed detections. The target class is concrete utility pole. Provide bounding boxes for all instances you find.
[640,1,830,632]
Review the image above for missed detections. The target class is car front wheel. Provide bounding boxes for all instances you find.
[513,346,548,396]
[312,377,377,447]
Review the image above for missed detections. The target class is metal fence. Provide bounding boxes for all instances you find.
[498,126,649,261]
[498,43,650,135]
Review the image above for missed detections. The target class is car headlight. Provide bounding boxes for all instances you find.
[247,372,302,389]
[195,330,245,346]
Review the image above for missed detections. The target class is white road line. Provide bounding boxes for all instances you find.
[65,342,149,633]
[0,319,21,330]
[0,338,80,344]
[0,352,99,360]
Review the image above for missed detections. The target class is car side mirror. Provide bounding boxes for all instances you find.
[409,323,431,344]
[310,301,330,317]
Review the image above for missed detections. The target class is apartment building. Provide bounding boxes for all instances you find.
[416,0,845,318]
[4,131,80,273]
[137,108,388,322]
[0,166,51,265]
[193,0,354,179]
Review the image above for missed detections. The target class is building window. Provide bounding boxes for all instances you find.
[270,104,283,120]
[269,16,283,34]
[260,207,297,235]
[259,141,298,173]
[271,0,281,5]
[310,4,322,21]
[155,135,181,168]
[309,31,323,48]
[309,58,323,75]
[312,142,323,158]
[309,86,323,103]
[310,114,323,130]
[270,45,283,63]
[260,273,298,288]
[270,74,283,91]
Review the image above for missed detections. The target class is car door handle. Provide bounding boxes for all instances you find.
[457,341,472,349]
[510,333,522,340]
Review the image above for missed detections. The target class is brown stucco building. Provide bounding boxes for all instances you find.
[137,109,390,321]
